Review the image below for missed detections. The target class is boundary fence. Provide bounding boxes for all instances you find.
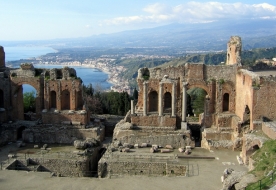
[245,170,276,190]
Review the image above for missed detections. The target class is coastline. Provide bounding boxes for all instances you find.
[33,63,117,87]
[5,45,130,93]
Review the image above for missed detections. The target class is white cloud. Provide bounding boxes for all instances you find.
[100,2,276,26]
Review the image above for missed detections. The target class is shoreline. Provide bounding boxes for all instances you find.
[33,63,117,87]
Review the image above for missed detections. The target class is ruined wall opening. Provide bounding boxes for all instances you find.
[187,87,207,117]
[50,91,57,109]
[61,90,70,110]
[148,91,158,112]
[76,90,83,110]
[22,84,37,120]
[243,105,250,124]
[0,89,4,108]
[223,93,229,111]
[189,124,202,147]
[246,144,260,161]
[17,126,26,140]
[56,70,63,79]
[164,92,172,109]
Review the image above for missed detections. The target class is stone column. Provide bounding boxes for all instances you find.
[171,82,176,117]
[181,82,188,130]
[182,82,188,122]
[131,100,135,115]
[158,83,163,116]
[143,82,148,116]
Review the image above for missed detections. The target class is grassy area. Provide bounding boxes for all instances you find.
[246,140,276,189]
[251,140,276,177]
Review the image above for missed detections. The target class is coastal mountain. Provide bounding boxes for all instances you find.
[1,19,276,51]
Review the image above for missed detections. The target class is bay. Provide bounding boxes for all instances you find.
[24,65,112,93]
[3,46,112,93]
[4,46,57,61]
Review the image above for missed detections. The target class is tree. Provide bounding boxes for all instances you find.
[133,88,138,100]
[23,91,36,113]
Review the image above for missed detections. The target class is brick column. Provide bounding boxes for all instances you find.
[158,83,163,116]
[143,82,148,116]
[171,82,176,117]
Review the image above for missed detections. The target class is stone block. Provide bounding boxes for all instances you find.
[161,149,171,153]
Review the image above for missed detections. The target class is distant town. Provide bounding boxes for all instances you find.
[24,52,174,94]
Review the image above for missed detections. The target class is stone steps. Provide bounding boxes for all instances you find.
[201,139,234,150]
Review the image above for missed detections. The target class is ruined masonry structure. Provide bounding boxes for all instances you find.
[0,46,106,177]
[110,36,276,171]
[0,53,88,124]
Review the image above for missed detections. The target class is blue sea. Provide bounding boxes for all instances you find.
[4,46,112,93]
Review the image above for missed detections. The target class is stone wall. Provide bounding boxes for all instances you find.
[23,125,105,144]
[42,111,88,125]
[98,159,187,177]
[262,122,276,140]
[114,131,191,149]
[131,115,176,128]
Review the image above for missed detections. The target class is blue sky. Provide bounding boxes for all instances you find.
[0,0,276,41]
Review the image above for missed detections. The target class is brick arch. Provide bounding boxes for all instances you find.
[11,80,40,96]
[10,78,43,120]
[187,84,210,96]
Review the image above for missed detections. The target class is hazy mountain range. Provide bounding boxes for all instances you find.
[1,19,276,51]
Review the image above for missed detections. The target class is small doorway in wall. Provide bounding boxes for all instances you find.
[189,124,202,147]
[50,91,57,109]
[223,93,229,111]
[148,91,158,112]
[164,92,172,111]
[61,90,70,110]
[17,126,26,140]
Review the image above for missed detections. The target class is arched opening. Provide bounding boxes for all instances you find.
[17,126,26,140]
[246,144,260,162]
[0,89,4,108]
[76,90,83,110]
[164,92,172,109]
[50,91,57,109]
[22,84,37,120]
[61,90,70,110]
[243,105,250,124]
[187,87,207,117]
[148,91,158,112]
[223,93,229,111]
